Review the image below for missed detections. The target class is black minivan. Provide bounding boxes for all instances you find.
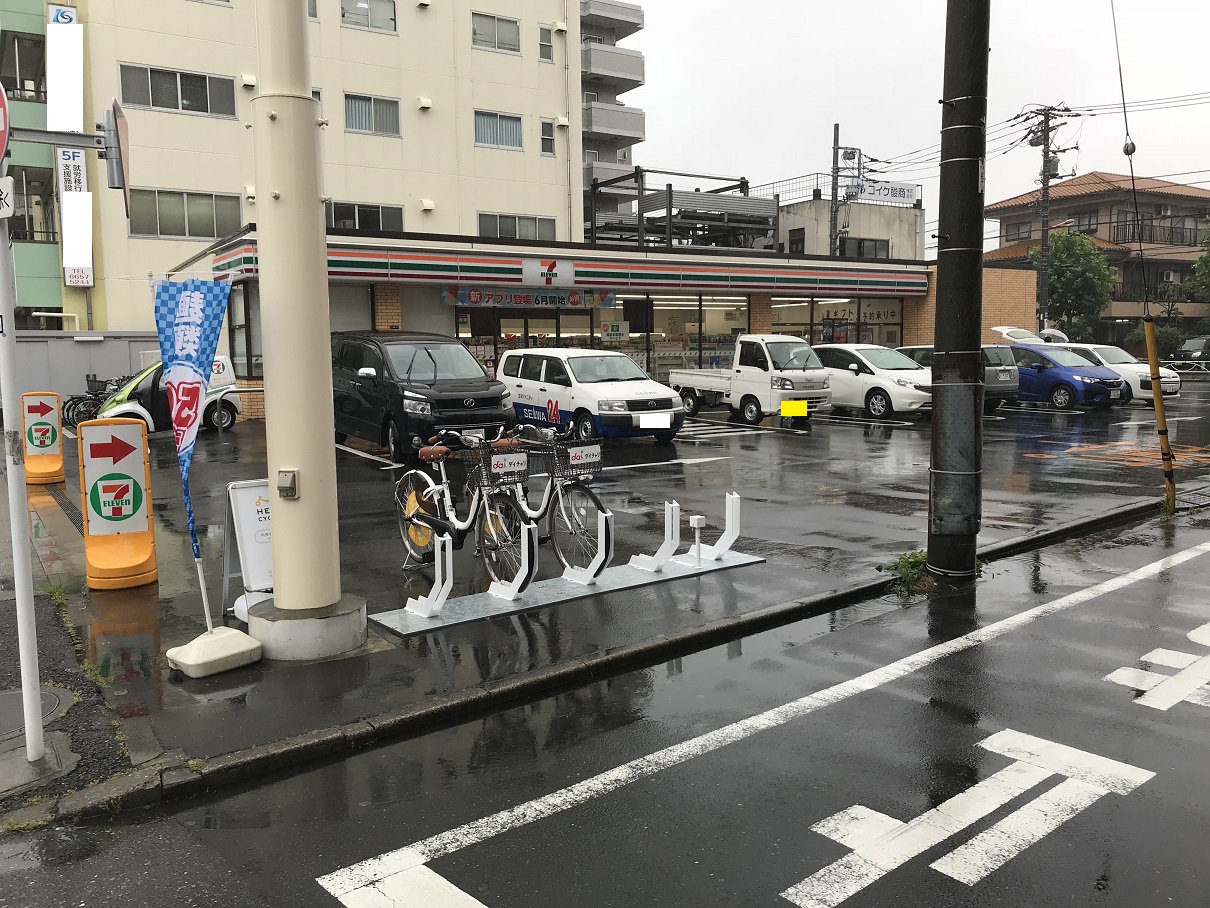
[331,332,514,462]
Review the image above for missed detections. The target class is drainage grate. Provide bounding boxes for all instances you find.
[45,483,85,535]
[1176,490,1210,513]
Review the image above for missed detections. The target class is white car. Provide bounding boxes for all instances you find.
[498,347,684,442]
[813,344,933,418]
[1058,343,1181,402]
[990,325,1070,344]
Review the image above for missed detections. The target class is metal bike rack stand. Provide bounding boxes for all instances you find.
[562,510,614,585]
[630,501,680,573]
[680,492,741,564]
[405,533,453,618]
[215,386,265,435]
[488,521,539,601]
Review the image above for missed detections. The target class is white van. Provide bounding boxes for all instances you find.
[498,348,684,442]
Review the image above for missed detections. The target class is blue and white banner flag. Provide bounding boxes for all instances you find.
[153,279,231,560]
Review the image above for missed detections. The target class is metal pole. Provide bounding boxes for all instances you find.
[697,293,703,369]
[251,0,342,612]
[829,124,840,257]
[1037,107,1052,333]
[1142,316,1177,510]
[0,222,45,762]
[665,183,674,248]
[927,0,990,581]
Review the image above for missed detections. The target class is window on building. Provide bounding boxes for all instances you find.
[788,228,805,254]
[479,213,556,241]
[229,286,262,380]
[308,0,318,18]
[7,166,56,242]
[582,34,604,44]
[540,119,556,155]
[583,91,597,103]
[345,93,400,135]
[471,13,520,52]
[840,237,890,259]
[474,110,523,149]
[340,0,395,32]
[1072,210,1098,233]
[128,189,242,239]
[119,65,236,117]
[584,149,599,163]
[1,31,47,102]
[326,201,404,233]
[1004,221,1032,242]
[538,25,554,61]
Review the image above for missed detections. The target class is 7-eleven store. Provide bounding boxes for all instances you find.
[207,233,929,401]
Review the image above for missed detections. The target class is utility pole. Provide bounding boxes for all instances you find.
[927,0,990,581]
[1036,107,1054,334]
[829,123,840,256]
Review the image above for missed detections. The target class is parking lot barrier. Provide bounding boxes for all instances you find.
[216,386,265,434]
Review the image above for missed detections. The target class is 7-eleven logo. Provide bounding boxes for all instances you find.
[89,472,144,523]
[26,422,58,449]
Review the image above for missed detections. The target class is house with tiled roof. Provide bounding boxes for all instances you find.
[984,171,1210,330]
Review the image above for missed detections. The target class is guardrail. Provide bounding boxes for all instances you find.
[216,386,265,434]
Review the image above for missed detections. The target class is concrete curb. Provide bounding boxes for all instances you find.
[0,497,1172,829]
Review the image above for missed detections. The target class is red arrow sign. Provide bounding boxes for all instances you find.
[27,401,54,418]
[89,436,137,465]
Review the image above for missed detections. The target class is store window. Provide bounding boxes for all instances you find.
[471,13,520,52]
[120,65,236,117]
[229,285,262,379]
[340,0,395,32]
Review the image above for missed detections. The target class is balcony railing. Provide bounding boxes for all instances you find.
[584,160,636,191]
[581,43,645,92]
[579,0,644,39]
[1110,222,1204,247]
[1113,281,1192,302]
[582,101,645,145]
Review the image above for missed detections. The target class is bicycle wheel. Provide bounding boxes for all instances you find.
[477,492,529,585]
[396,470,446,562]
[549,480,605,571]
[71,397,102,427]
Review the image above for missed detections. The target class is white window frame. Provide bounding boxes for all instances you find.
[583,91,597,103]
[340,0,396,33]
[584,149,599,163]
[473,110,523,150]
[538,25,554,62]
[344,93,401,136]
[582,33,604,44]
[471,11,522,54]
[118,64,237,119]
[478,212,557,241]
[127,188,242,240]
[540,119,556,156]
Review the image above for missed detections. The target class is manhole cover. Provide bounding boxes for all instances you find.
[1176,491,1210,512]
[0,686,74,743]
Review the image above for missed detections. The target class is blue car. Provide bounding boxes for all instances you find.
[1009,344,1127,410]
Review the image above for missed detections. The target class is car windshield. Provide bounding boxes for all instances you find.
[1043,348,1099,367]
[1179,339,1208,352]
[983,347,1015,367]
[386,343,486,382]
[567,354,648,383]
[1003,328,1044,341]
[766,341,823,371]
[1092,346,1138,365]
[858,347,924,371]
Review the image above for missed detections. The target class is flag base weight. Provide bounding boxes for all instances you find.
[165,626,263,679]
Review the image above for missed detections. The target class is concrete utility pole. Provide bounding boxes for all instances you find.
[1036,107,1054,333]
[927,0,991,580]
[245,0,366,658]
[829,124,840,256]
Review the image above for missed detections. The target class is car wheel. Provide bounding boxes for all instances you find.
[575,410,599,441]
[386,418,409,463]
[739,396,763,425]
[653,431,677,443]
[680,389,700,417]
[1049,384,1075,410]
[335,431,348,444]
[202,402,236,431]
[865,389,894,420]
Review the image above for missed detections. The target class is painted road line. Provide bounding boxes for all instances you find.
[316,539,1210,901]
[1142,648,1200,669]
[1112,416,1203,427]
[336,443,400,467]
[349,864,490,908]
[1135,655,1210,710]
[1105,622,1210,710]
[62,427,76,439]
[978,729,1154,795]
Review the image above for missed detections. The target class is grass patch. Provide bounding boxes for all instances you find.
[187,760,204,774]
[878,549,986,598]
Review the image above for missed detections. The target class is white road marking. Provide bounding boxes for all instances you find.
[1105,621,1210,710]
[978,729,1154,795]
[336,443,399,467]
[1142,648,1199,669]
[63,427,77,439]
[1113,416,1203,427]
[1135,655,1210,710]
[316,538,1210,902]
[341,864,490,908]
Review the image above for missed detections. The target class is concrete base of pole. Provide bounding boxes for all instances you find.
[926,533,979,581]
[247,594,367,661]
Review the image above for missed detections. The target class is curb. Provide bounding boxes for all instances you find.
[0,496,1172,829]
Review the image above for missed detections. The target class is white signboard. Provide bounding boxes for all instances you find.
[0,176,14,220]
[47,3,78,23]
[23,394,61,456]
[567,445,601,468]
[601,321,630,342]
[64,266,94,287]
[80,421,148,536]
[490,452,528,476]
[229,480,274,592]
[56,146,88,193]
[847,181,918,204]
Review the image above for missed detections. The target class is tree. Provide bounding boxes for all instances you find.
[1029,232,1114,341]
[1187,229,1210,304]
[1125,323,1184,359]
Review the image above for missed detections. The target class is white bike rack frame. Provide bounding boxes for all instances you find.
[562,509,615,585]
[405,533,453,618]
[631,501,680,573]
[488,521,539,601]
[683,492,741,562]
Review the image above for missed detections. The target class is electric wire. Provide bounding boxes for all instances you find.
[1109,0,1149,315]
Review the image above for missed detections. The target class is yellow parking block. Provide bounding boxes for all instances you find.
[780,400,809,418]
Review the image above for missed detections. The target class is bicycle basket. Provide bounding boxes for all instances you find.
[85,377,109,392]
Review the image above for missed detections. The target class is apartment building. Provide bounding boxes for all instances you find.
[984,171,1210,325]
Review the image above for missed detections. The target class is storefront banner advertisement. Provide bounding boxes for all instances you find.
[442,286,616,309]
[153,279,232,560]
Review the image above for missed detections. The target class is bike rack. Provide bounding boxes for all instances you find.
[630,501,680,573]
[405,533,453,618]
[682,492,741,563]
[488,521,539,601]
[215,386,265,435]
[562,509,615,585]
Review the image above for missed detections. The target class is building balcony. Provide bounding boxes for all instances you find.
[1112,281,1193,303]
[582,101,645,147]
[579,0,644,40]
[1110,222,1204,247]
[583,160,637,194]
[581,43,645,93]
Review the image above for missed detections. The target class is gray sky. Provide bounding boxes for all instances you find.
[626,0,1210,252]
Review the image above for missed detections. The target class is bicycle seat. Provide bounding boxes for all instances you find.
[418,445,451,462]
[490,437,523,452]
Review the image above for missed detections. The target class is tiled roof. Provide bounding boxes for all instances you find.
[983,235,1131,262]
[986,171,1210,215]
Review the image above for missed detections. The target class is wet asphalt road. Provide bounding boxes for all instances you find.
[6,513,1210,907]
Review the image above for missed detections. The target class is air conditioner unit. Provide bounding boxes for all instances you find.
[1162,270,1181,284]
[1156,204,1172,217]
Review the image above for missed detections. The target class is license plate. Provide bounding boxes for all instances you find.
[1110,390,1121,399]
[997,368,1013,380]
[639,412,672,429]
[462,428,486,441]
[567,445,602,467]
[491,452,527,475]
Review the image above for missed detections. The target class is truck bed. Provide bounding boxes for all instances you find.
[666,368,734,393]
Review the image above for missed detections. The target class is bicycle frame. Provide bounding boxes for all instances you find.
[411,457,485,547]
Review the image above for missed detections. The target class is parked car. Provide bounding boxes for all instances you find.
[1174,336,1210,363]
[1008,344,1126,410]
[331,331,514,462]
[991,326,1045,343]
[1057,343,1181,402]
[668,334,832,424]
[897,344,1020,413]
[499,348,684,442]
[97,355,241,432]
[813,344,932,418]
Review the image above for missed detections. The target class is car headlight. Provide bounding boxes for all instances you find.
[598,400,628,412]
[822,378,830,390]
[402,398,432,415]
[1074,375,1096,384]
[771,376,795,390]
[500,389,512,403]
[893,378,920,390]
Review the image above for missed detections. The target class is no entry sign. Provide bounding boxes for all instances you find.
[79,419,149,536]
[20,392,65,484]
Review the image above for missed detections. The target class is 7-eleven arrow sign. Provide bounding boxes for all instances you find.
[79,420,151,537]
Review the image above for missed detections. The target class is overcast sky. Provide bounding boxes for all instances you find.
[625,0,1210,253]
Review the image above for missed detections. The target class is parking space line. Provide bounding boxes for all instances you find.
[62,427,77,439]
[316,538,1210,901]
[337,443,399,467]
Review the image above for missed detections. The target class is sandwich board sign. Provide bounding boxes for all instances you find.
[21,392,65,483]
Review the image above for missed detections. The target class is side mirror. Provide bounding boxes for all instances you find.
[357,367,378,380]
[847,363,860,374]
